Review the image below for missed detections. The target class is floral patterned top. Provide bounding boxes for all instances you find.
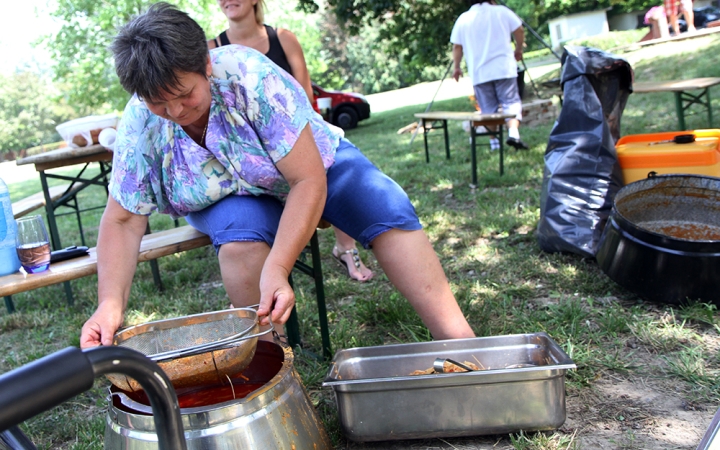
[109,45,344,218]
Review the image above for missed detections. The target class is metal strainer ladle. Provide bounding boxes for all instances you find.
[106,307,272,391]
[433,358,475,373]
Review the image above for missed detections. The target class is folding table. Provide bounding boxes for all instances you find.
[414,111,516,185]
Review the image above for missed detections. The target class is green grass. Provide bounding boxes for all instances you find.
[3,34,720,449]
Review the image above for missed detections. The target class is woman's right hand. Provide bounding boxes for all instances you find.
[80,299,125,348]
[83,197,147,348]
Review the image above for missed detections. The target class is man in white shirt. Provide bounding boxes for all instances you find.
[451,0,527,150]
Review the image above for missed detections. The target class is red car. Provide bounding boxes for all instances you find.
[312,83,371,130]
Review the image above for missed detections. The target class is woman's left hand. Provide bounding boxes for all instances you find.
[257,263,296,326]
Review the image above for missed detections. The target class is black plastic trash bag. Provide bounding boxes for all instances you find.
[536,46,633,258]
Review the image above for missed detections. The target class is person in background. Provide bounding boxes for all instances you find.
[450,0,527,151]
[79,3,476,348]
[644,5,670,40]
[682,0,696,33]
[666,0,696,35]
[209,0,373,282]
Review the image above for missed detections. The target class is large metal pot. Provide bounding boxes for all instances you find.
[105,340,332,450]
[596,174,720,305]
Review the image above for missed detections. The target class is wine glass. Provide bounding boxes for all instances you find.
[15,215,51,274]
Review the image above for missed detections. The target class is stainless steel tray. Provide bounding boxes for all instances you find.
[322,332,575,442]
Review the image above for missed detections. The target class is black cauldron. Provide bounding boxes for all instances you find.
[596,174,720,305]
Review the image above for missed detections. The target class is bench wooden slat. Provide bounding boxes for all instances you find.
[137,227,211,262]
[0,226,211,297]
[12,184,77,219]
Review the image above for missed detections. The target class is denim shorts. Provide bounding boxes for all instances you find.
[185,138,422,251]
[473,77,522,121]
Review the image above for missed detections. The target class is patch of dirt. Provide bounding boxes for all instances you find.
[564,376,712,449]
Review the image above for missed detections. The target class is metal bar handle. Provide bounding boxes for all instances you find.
[0,347,187,450]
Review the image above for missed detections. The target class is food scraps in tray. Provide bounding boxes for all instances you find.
[411,360,482,375]
[410,361,539,375]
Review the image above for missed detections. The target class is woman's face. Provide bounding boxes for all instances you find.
[217,0,256,21]
[144,61,213,127]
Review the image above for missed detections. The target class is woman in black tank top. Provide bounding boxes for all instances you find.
[208,0,375,282]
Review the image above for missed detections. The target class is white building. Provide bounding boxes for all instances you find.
[548,8,611,49]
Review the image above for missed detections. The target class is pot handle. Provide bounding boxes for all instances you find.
[0,347,94,432]
[0,347,188,450]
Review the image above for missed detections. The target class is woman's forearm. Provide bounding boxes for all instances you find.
[251,124,327,324]
[264,125,327,281]
[96,197,148,313]
[269,175,326,273]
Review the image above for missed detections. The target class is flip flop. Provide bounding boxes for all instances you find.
[332,247,373,282]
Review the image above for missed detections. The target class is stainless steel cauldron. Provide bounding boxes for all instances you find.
[105,340,332,449]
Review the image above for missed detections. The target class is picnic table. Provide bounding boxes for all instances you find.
[414,111,516,186]
[13,144,173,304]
[15,144,113,250]
[633,77,720,130]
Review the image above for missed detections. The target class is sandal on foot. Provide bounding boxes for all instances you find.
[332,246,373,282]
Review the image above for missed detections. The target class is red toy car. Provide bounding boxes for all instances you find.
[312,83,371,130]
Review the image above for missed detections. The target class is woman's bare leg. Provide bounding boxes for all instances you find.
[371,229,475,340]
[683,6,696,32]
[332,227,374,281]
[218,241,277,340]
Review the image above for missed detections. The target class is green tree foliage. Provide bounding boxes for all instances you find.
[0,72,74,158]
[46,0,217,112]
[296,0,659,77]
[266,0,440,93]
[264,0,329,83]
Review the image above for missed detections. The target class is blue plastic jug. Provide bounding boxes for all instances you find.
[0,178,21,276]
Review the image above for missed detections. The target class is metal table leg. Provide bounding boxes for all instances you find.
[470,126,478,186]
[4,296,14,314]
[308,232,331,358]
[499,125,505,176]
[675,88,716,130]
[707,88,714,128]
[422,119,451,163]
[40,172,61,250]
[144,224,164,291]
[675,91,687,131]
[442,119,450,159]
[286,231,331,359]
[422,119,430,163]
[39,171,75,305]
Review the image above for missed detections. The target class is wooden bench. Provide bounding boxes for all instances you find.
[632,77,720,131]
[1,225,331,357]
[0,226,211,299]
[12,184,76,219]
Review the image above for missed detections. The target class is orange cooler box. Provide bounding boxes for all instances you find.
[616,129,720,184]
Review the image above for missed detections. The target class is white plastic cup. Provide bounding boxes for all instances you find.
[98,128,117,150]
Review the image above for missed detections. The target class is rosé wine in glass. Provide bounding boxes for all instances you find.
[15,215,51,273]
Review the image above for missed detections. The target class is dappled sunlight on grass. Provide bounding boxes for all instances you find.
[3,35,720,449]
[630,314,703,353]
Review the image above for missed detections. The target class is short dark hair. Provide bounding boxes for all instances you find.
[111,2,208,100]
